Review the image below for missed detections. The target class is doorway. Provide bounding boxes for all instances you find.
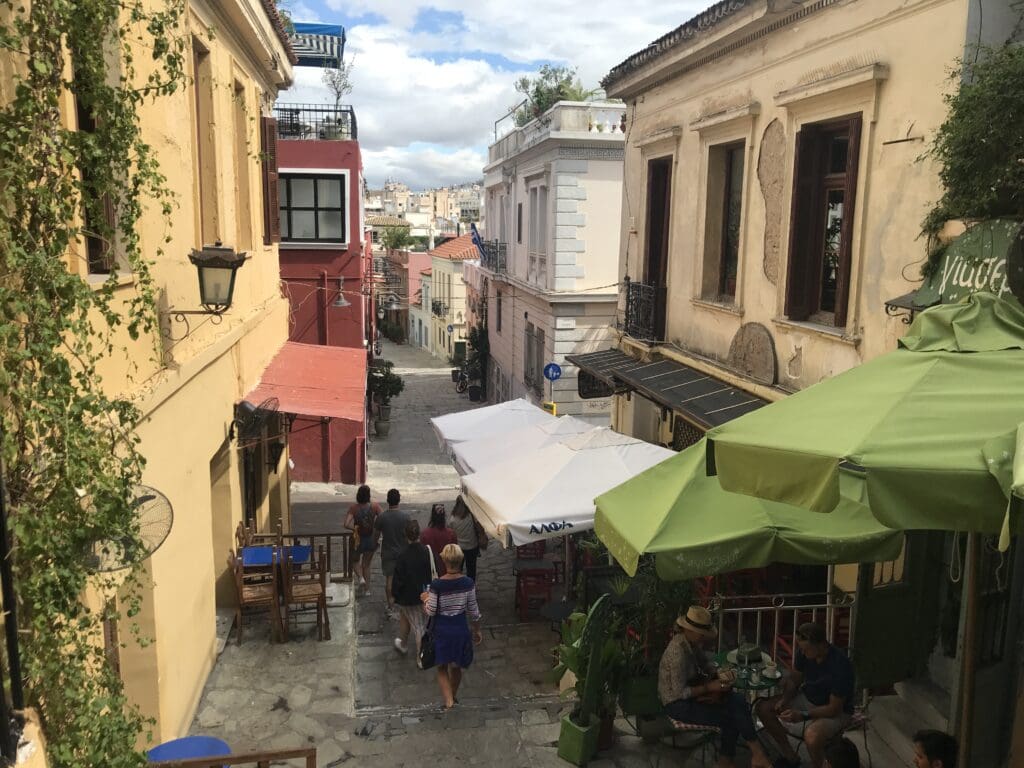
[644,157,672,340]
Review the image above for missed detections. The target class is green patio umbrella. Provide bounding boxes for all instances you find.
[983,423,1024,550]
[593,439,903,580]
[706,293,1024,538]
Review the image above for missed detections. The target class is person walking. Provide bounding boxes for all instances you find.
[423,543,482,710]
[343,485,381,595]
[391,519,433,657]
[374,488,409,617]
[448,495,484,582]
[420,503,456,574]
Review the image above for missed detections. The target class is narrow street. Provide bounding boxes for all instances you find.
[189,341,704,766]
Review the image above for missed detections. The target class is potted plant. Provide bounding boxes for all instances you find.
[367,360,404,437]
[465,359,483,402]
[552,596,612,765]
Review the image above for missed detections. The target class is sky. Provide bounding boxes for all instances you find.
[279,0,704,190]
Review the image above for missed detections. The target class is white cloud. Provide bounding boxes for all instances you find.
[284,1,705,187]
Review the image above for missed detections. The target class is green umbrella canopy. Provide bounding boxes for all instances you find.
[706,293,1024,535]
[594,439,903,580]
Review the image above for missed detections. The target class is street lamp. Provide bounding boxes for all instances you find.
[163,242,248,341]
[188,243,247,314]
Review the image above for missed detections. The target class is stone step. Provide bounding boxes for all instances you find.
[893,678,949,731]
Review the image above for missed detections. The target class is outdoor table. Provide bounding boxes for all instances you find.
[241,544,312,568]
[512,558,555,574]
[713,650,782,701]
[148,735,230,762]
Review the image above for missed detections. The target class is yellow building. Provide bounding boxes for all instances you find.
[428,234,477,362]
[68,0,295,746]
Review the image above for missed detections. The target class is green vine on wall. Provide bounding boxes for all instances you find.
[920,42,1024,277]
[0,1,186,766]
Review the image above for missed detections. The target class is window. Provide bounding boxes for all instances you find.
[278,175,346,242]
[233,81,253,250]
[701,141,745,301]
[496,291,503,333]
[193,39,218,244]
[785,115,862,327]
[534,327,545,396]
[642,157,672,339]
[524,322,536,386]
[75,77,116,275]
[528,186,548,285]
[516,202,523,244]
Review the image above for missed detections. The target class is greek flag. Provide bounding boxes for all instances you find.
[471,223,486,259]
[290,23,345,69]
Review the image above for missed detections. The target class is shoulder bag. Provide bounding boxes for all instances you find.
[472,516,489,552]
[418,547,438,670]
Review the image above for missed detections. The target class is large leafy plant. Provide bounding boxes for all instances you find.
[0,1,186,765]
[921,41,1024,275]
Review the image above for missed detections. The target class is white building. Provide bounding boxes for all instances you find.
[476,100,625,422]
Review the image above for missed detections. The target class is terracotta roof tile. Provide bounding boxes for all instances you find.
[428,233,479,261]
[259,0,299,65]
[367,215,409,227]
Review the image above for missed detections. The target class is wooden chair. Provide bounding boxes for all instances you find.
[234,521,252,550]
[515,568,554,622]
[229,549,283,645]
[282,545,331,641]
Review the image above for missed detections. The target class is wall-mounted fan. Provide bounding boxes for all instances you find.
[232,397,280,446]
[86,485,174,573]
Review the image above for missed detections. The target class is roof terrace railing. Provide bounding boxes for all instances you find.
[274,104,357,141]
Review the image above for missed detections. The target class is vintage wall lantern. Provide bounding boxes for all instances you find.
[189,242,247,314]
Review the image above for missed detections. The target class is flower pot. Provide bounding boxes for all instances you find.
[377,404,392,420]
[597,712,616,751]
[373,418,391,438]
[557,714,599,766]
[468,384,482,402]
[619,674,660,717]
[451,369,460,382]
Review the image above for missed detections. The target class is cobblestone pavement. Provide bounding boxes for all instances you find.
[189,341,731,767]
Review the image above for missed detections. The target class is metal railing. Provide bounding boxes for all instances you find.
[431,299,448,317]
[622,276,662,341]
[150,747,315,767]
[708,591,856,665]
[273,104,357,141]
[250,530,354,581]
[480,240,507,273]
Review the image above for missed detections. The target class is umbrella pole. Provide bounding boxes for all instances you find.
[957,532,980,768]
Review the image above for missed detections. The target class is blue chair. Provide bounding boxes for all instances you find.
[147,735,231,762]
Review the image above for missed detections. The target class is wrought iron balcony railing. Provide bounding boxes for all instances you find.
[480,240,507,273]
[273,104,358,141]
[622,276,665,342]
[432,300,448,317]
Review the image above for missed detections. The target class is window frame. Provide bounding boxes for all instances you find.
[784,114,862,328]
[278,169,350,245]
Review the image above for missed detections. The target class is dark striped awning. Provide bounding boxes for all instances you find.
[566,349,766,429]
[290,23,346,69]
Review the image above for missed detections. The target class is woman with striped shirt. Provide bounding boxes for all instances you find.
[422,543,482,710]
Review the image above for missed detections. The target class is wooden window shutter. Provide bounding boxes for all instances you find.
[832,115,862,328]
[784,126,822,321]
[260,116,280,244]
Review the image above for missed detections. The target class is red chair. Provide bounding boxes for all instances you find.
[516,541,546,559]
[515,569,554,621]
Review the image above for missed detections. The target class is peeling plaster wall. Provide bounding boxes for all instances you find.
[612,0,970,392]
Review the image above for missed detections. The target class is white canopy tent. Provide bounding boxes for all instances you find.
[430,398,554,455]
[451,415,595,475]
[462,428,676,547]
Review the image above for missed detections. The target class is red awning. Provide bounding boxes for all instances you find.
[245,341,366,424]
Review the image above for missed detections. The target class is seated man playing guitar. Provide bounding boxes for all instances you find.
[658,606,772,768]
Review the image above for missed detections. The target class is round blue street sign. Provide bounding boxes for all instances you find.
[543,363,562,382]
[447,324,454,333]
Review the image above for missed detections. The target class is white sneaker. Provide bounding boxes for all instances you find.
[393,637,408,655]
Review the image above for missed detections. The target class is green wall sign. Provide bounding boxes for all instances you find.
[916,219,1024,306]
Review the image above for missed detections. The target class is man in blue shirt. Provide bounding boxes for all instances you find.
[756,622,854,768]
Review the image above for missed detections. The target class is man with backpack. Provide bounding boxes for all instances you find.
[344,485,382,596]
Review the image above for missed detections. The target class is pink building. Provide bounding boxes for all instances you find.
[272,104,370,484]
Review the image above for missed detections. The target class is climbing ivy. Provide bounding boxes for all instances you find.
[921,42,1024,276]
[0,1,186,766]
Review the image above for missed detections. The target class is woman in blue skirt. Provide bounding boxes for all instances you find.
[423,543,482,710]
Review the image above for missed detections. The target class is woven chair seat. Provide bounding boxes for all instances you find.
[668,718,721,734]
[290,582,324,600]
[241,583,276,602]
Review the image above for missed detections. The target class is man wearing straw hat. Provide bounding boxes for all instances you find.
[659,605,773,768]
